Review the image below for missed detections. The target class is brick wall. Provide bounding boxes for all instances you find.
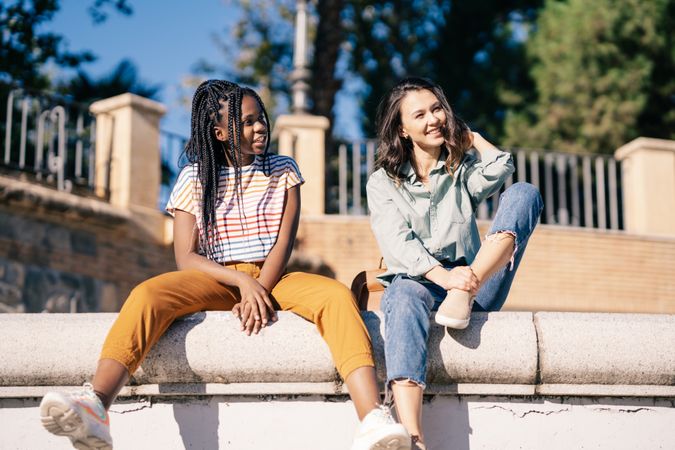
[296,216,675,314]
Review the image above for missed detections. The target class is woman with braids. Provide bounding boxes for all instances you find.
[39,80,410,450]
[366,77,543,449]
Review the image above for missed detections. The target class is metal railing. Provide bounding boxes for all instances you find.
[333,139,623,230]
[1,87,99,196]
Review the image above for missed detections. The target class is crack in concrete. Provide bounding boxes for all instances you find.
[588,407,655,414]
[110,403,151,414]
[473,404,657,418]
[472,404,571,418]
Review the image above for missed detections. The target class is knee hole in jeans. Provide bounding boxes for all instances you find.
[391,377,423,388]
[485,230,518,270]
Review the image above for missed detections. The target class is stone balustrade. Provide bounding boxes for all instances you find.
[1,311,674,449]
[1,311,673,397]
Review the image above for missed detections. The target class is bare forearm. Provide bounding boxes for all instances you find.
[257,239,294,292]
[176,252,242,287]
[258,185,301,292]
[424,265,447,286]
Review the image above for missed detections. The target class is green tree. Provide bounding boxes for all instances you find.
[503,0,674,154]
[430,1,542,140]
[0,0,133,89]
[193,0,295,116]
[341,1,446,136]
[204,0,541,142]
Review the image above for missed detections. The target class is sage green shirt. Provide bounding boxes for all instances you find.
[366,146,514,285]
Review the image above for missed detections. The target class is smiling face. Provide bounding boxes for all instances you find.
[213,94,268,165]
[398,88,447,154]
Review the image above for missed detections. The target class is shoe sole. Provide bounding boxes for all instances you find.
[370,435,411,449]
[40,397,112,450]
[434,314,470,329]
[353,424,411,450]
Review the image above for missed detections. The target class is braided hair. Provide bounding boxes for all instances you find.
[183,80,271,259]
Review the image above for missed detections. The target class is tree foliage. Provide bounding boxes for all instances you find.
[503,0,675,154]
[193,0,295,115]
[0,0,133,90]
[209,0,541,141]
[429,1,542,140]
[209,0,674,153]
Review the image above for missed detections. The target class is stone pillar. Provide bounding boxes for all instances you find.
[90,93,169,242]
[614,137,675,237]
[274,114,329,216]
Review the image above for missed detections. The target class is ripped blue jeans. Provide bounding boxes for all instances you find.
[381,182,544,388]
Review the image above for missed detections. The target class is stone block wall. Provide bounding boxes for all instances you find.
[0,176,175,313]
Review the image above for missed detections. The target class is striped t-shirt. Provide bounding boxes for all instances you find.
[166,154,304,263]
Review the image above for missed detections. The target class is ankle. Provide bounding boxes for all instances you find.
[411,434,425,444]
[445,288,472,299]
[93,390,112,411]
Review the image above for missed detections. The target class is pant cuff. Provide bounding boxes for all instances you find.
[387,376,426,390]
[99,347,138,375]
[485,230,518,270]
[338,352,375,380]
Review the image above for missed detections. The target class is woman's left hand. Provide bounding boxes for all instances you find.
[427,265,479,294]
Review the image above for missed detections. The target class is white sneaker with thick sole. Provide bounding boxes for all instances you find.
[351,405,411,450]
[40,383,112,450]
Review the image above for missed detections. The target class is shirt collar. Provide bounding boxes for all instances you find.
[402,150,448,183]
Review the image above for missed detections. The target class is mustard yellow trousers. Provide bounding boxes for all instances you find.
[100,263,375,379]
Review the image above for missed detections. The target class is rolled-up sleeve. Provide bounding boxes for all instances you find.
[366,176,440,278]
[464,147,515,205]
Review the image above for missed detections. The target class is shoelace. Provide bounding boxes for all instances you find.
[374,404,394,421]
[77,382,104,410]
[79,382,98,400]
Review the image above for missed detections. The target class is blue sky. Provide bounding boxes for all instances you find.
[47,1,362,142]
[48,0,240,136]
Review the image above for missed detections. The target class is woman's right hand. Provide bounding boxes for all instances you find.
[436,266,480,294]
[232,272,276,335]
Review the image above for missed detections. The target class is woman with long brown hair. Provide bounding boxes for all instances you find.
[367,77,543,448]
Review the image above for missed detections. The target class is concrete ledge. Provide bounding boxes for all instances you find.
[0,311,673,397]
[0,174,129,224]
[367,312,537,385]
[536,312,675,385]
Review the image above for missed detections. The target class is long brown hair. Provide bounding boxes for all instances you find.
[375,77,472,184]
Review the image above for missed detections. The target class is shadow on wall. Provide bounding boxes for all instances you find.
[139,312,221,449]
[364,312,494,449]
[287,252,336,279]
[426,314,491,450]
[172,398,220,450]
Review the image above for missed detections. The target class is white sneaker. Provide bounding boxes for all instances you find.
[40,383,112,449]
[351,405,411,450]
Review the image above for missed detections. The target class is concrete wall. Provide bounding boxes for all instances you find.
[1,311,674,449]
[4,395,673,450]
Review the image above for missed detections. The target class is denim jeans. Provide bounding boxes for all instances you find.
[380,182,544,387]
